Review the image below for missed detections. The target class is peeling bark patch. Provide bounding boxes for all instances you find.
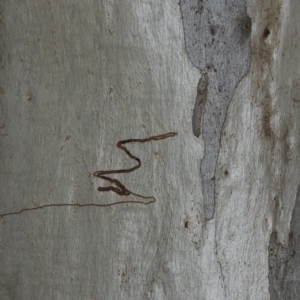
[269,185,300,299]
[180,0,252,219]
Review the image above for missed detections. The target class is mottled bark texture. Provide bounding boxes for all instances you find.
[1,0,300,299]
[180,0,252,219]
[269,185,300,300]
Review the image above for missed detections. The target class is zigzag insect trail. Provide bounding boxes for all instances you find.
[0,132,178,219]
[93,132,178,199]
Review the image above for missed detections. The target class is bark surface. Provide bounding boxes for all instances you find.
[0,1,300,299]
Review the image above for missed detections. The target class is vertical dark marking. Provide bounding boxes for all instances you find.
[192,72,208,137]
[180,0,252,219]
[269,185,300,299]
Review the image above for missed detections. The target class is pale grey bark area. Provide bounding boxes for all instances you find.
[180,0,252,219]
[0,1,300,300]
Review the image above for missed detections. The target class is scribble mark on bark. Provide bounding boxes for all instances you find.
[0,133,177,219]
[94,132,178,199]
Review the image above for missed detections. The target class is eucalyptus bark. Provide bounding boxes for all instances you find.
[1,1,300,299]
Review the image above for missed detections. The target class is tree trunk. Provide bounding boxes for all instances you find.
[1,0,299,299]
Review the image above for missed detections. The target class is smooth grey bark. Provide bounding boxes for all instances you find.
[1,1,300,300]
[180,0,252,219]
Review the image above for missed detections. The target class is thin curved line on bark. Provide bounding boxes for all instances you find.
[94,132,177,199]
[0,132,177,218]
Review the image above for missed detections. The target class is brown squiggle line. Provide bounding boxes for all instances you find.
[94,132,177,199]
[0,132,177,218]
